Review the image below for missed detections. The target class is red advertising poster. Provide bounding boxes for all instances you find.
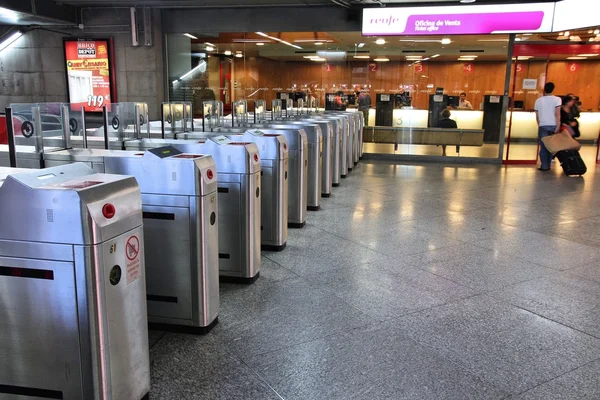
[64,39,115,112]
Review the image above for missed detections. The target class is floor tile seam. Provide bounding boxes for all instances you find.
[363,317,517,397]
[515,226,600,253]
[486,292,600,341]
[260,254,307,281]
[465,241,569,271]
[304,223,399,256]
[383,292,488,324]
[231,320,386,361]
[233,355,287,400]
[510,356,600,398]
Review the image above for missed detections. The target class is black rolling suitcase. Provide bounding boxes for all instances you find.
[556,150,587,176]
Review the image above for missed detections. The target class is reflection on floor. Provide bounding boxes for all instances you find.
[149,161,600,399]
[364,142,599,164]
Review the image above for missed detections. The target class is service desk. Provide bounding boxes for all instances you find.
[507,111,600,142]
[367,108,483,130]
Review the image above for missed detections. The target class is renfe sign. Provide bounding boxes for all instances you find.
[362,3,556,36]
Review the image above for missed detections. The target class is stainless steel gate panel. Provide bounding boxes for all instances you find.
[0,163,149,400]
[42,148,221,331]
[290,119,334,197]
[306,116,342,187]
[123,138,262,282]
[248,123,322,211]
[163,130,288,251]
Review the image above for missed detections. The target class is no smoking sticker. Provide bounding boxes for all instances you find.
[125,235,141,285]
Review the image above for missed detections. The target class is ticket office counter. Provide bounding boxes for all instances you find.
[367,108,600,143]
[508,111,600,142]
[366,108,484,130]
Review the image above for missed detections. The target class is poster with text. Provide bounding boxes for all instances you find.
[64,39,113,112]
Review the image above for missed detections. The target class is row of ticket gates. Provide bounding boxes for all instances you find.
[0,99,363,400]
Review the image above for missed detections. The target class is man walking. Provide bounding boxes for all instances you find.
[534,82,561,171]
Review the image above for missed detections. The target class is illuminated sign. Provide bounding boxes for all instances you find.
[362,3,555,36]
[64,39,116,112]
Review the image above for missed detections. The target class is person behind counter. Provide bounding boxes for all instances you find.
[334,91,348,111]
[458,92,473,109]
[357,87,372,125]
[438,109,459,156]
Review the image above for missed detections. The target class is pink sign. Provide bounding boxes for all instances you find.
[362,3,555,36]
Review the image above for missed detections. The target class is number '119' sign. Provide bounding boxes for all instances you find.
[64,38,116,112]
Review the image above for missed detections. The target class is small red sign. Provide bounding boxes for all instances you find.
[414,64,424,73]
[568,63,579,73]
[324,64,333,72]
[516,64,523,73]
[369,63,378,72]
[126,235,140,261]
[463,63,475,73]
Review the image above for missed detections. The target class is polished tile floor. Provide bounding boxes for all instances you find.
[149,160,600,400]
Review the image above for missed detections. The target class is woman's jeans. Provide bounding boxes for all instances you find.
[538,126,556,169]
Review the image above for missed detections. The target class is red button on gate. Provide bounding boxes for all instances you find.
[254,154,259,162]
[207,169,214,180]
[102,203,116,219]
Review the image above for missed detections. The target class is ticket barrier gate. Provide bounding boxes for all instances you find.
[287,119,334,197]
[304,116,342,187]
[176,127,308,229]
[122,138,262,282]
[329,111,362,165]
[0,163,150,400]
[308,114,350,178]
[247,123,322,211]
[42,147,221,333]
[148,131,289,251]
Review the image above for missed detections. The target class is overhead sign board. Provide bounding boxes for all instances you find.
[362,3,556,36]
[552,0,598,32]
[64,38,116,112]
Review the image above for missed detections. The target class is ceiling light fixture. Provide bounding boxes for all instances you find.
[578,53,599,56]
[517,56,533,60]
[256,42,265,46]
[205,42,216,46]
[303,55,320,59]
[256,32,302,49]
[515,38,522,41]
[235,53,243,58]
[431,54,440,58]
[315,42,324,46]
[183,33,198,40]
[0,31,22,53]
[595,29,600,35]
[0,7,20,22]
[224,50,232,55]
[375,38,386,45]
[353,55,370,59]
[567,56,587,60]
[460,0,476,3]
[358,43,365,48]
[206,45,215,51]
[374,57,389,62]
[311,57,327,62]
[441,38,452,45]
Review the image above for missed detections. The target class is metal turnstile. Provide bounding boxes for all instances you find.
[308,116,342,187]
[123,138,262,282]
[209,127,307,228]
[289,119,334,197]
[157,131,289,250]
[228,131,288,250]
[0,163,150,400]
[250,123,322,211]
[42,148,221,333]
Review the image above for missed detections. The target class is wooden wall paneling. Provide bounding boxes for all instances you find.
[547,61,600,111]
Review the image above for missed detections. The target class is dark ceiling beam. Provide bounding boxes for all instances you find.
[1,0,78,25]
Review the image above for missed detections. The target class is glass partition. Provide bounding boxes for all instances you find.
[164,31,514,160]
[507,42,600,166]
